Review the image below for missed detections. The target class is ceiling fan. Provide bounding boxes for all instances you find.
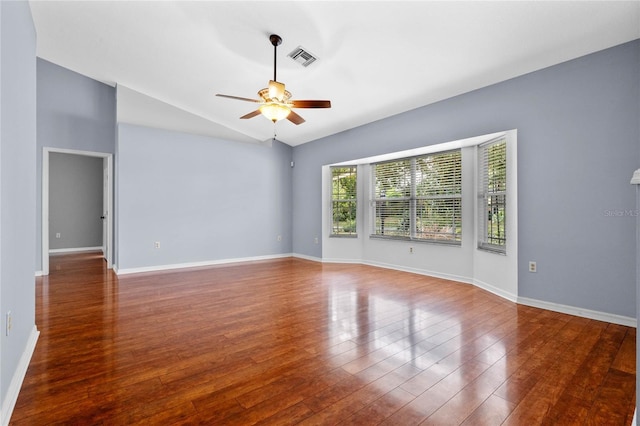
[216,34,331,125]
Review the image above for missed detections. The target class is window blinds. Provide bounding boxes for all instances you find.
[330,166,357,236]
[373,150,462,242]
[478,138,507,251]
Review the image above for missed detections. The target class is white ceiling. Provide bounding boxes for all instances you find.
[29,1,640,146]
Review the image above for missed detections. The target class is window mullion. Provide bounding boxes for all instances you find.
[410,158,417,239]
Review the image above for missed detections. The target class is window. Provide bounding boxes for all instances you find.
[330,166,357,236]
[372,150,462,243]
[478,138,507,252]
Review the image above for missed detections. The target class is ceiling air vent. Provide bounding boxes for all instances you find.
[288,47,317,67]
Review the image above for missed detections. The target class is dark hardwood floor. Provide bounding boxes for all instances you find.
[10,252,636,425]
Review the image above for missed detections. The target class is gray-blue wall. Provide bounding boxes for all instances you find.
[36,59,116,271]
[116,123,293,271]
[0,0,36,416]
[293,40,640,318]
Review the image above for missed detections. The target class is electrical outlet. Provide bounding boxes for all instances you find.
[56,233,61,239]
[409,247,414,254]
[154,242,161,249]
[277,235,282,242]
[6,311,12,336]
[529,261,537,273]
[314,237,319,244]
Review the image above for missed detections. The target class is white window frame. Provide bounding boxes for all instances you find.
[478,137,507,253]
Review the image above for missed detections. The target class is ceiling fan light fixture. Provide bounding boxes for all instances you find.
[259,102,291,123]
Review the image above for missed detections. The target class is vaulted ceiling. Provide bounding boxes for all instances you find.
[29,1,640,146]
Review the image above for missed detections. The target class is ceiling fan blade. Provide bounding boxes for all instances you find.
[290,100,331,108]
[216,94,261,103]
[287,110,306,125]
[240,110,262,119]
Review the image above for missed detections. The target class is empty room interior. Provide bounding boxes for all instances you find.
[1,1,639,424]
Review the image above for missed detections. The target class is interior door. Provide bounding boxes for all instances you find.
[102,159,108,262]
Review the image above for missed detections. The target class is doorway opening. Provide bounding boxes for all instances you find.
[42,148,113,276]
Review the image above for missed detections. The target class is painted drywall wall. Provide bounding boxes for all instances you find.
[293,40,640,318]
[49,153,103,250]
[116,123,293,271]
[36,59,116,271]
[634,180,640,418]
[0,0,37,421]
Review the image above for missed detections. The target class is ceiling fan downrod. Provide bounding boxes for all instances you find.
[269,34,282,82]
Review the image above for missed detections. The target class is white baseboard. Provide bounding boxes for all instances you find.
[115,253,294,275]
[34,271,43,277]
[1,326,39,426]
[361,259,474,285]
[321,257,364,264]
[518,296,636,327]
[473,278,518,303]
[49,246,103,255]
[292,253,323,262]
[321,256,473,285]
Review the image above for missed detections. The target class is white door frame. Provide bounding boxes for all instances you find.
[42,147,114,275]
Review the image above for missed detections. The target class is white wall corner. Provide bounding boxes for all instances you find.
[1,326,39,426]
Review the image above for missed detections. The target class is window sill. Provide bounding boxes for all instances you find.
[478,245,507,255]
[369,234,461,247]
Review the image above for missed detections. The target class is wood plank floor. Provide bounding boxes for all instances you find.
[11,252,636,425]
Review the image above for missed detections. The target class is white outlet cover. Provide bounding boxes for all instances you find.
[6,311,11,336]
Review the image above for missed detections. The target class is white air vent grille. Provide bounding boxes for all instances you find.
[288,47,317,67]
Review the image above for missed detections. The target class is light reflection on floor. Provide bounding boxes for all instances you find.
[327,284,507,374]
